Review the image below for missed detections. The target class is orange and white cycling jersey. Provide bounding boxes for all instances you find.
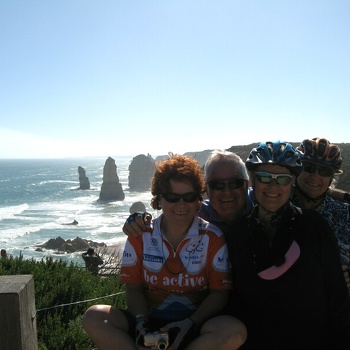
[121,215,232,321]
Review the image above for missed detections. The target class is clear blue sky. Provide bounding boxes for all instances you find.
[1,1,349,158]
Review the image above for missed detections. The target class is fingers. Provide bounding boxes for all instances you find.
[123,213,147,237]
[144,213,152,225]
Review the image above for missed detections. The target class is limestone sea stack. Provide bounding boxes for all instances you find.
[99,157,125,201]
[128,154,155,191]
[78,166,90,189]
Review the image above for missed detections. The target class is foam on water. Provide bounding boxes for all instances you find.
[0,156,158,263]
[0,203,29,220]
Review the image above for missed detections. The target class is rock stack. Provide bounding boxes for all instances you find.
[99,157,125,201]
[78,166,90,189]
[128,154,155,191]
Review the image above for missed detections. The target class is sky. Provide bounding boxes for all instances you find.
[0,1,349,159]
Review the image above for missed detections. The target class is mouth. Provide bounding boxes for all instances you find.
[306,181,320,188]
[173,211,187,215]
[220,198,234,203]
[263,193,280,198]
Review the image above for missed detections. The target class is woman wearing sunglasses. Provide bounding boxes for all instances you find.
[83,153,247,350]
[123,150,254,238]
[293,137,350,295]
[225,141,350,350]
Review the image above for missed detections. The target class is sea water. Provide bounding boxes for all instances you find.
[0,157,158,266]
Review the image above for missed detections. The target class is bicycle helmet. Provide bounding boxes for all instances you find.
[246,141,303,176]
[296,137,342,174]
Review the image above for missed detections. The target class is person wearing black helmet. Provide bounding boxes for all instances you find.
[293,137,350,295]
[225,141,350,350]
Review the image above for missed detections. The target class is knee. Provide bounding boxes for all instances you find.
[203,315,247,349]
[224,319,247,349]
[82,304,109,332]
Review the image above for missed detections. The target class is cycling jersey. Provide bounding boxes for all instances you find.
[121,215,232,321]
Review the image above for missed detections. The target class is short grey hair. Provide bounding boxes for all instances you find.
[204,149,249,182]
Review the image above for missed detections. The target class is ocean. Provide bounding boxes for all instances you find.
[0,157,158,266]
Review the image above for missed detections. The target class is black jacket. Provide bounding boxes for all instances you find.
[226,203,350,350]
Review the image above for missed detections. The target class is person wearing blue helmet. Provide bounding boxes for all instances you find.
[225,141,350,350]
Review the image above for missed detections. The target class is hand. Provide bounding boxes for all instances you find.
[135,318,148,347]
[160,318,194,350]
[123,212,152,237]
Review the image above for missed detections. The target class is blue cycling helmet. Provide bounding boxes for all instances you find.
[246,141,303,176]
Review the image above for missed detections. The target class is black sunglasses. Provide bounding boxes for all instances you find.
[207,178,246,191]
[162,192,200,203]
[303,164,333,178]
[255,172,293,186]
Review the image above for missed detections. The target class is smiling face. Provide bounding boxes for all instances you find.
[206,161,248,224]
[297,163,332,200]
[160,179,200,231]
[252,164,295,217]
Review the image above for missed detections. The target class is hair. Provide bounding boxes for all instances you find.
[204,150,249,182]
[150,153,205,210]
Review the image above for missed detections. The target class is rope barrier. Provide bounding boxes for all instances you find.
[36,291,125,314]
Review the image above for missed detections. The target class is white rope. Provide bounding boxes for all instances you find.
[36,291,125,313]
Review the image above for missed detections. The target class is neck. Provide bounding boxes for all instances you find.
[160,218,192,249]
[295,186,324,209]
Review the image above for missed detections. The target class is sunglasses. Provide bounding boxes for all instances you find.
[255,172,294,186]
[207,178,246,191]
[303,165,333,178]
[162,192,200,203]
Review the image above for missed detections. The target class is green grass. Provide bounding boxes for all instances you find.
[0,254,126,350]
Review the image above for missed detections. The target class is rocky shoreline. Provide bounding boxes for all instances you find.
[35,236,125,256]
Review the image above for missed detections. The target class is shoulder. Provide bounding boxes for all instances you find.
[199,199,211,220]
[197,216,224,238]
[295,206,329,226]
[322,195,350,212]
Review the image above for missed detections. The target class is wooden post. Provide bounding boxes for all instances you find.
[0,275,38,350]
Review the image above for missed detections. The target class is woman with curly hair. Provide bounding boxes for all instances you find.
[83,153,246,350]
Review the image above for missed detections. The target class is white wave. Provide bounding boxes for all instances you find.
[0,203,29,220]
[38,180,78,185]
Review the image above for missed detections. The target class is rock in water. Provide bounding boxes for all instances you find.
[78,166,90,189]
[128,154,155,191]
[99,157,125,201]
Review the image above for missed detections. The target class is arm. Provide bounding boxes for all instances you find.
[189,289,228,326]
[327,187,350,203]
[122,212,153,237]
[125,284,149,318]
[160,289,229,350]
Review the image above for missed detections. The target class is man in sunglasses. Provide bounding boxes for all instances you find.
[293,137,350,295]
[123,150,254,238]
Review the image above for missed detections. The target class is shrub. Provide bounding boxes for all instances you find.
[0,254,126,350]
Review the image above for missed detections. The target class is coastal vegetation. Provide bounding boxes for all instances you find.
[0,254,125,350]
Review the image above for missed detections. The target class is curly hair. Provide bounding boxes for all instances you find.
[150,153,205,210]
